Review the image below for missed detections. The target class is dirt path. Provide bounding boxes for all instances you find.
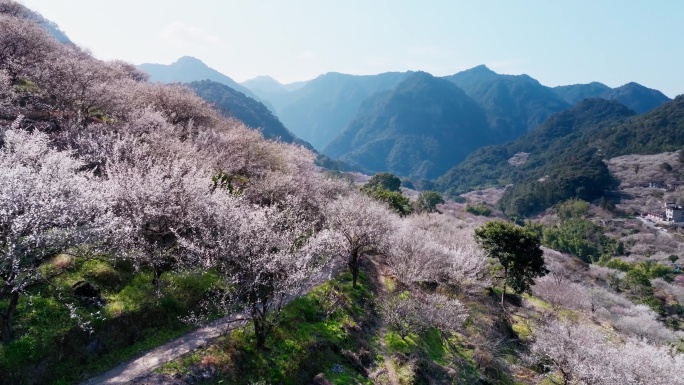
[80,314,248,385]
[80,260,343,385]
[371,259,399,385]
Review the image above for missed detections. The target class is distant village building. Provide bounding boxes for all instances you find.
[647,180,667,189]
[646,202,684,223]
[667,181,684,191]
[665,202,684,222]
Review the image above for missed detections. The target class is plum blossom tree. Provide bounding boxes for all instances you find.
[381,292,467,339]
[325,193,394,287]
[0,12,57,82]
[0,128,112,341]
[104,136,211,286]
[529,319,684,385]
[388,214,488,293]
[178,194,334,348]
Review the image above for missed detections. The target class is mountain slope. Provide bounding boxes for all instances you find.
[270,71,412,150]
[188,80,309,147]
[437,99,637,215]
[553,81,670,114]
[324,72,493,180]
[241,75,308,97]
[553,82,612,104]
[137,56,262,103]
[0,1,71,43]
[443,65,570,141]
[600,82,671,114]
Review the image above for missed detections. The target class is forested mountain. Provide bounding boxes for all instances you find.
[552,82,612,104]
[601,82,671,114]
[437,99,637,215]
[137,56,263,103]
[188,80,309,147]
[553,81,670,113]
[442,65,571,141]
[596,94,684,157]
[438,95,684,216]
[324,72,493,180]
[263,71,412,150]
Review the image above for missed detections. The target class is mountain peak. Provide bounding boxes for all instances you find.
[174,56,205,65]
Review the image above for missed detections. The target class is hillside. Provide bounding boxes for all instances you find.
[437,98,637,216]
[443,65,571,141]
[553,81,670,113]
[137,56,263,104]
[553,82,612,104]
[596,94,684,157]
[324,72,493,180]
[266,71,412,150]
[188,80,309,147]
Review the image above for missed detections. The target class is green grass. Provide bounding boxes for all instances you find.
[0,256,221,385]
[159,271,377,385]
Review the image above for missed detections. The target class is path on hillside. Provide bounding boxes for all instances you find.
[80,260,343,385]
[371,260,399,385]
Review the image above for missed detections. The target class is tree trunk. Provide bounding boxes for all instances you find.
[349,253,360,288]
[251,300,270,349]
[501,266,508,308]
[0,291,19,342]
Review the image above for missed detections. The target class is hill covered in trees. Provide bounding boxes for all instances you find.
[438,95,684,217]
[437,99,636,215]
[188,79,309,147]
[553,81,671,113]
[1,2,683,384]
[324,72,494,179]
[443,65,571,141]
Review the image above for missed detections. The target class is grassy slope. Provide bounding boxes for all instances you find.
[157,262,532,385]
[0,256,220,385]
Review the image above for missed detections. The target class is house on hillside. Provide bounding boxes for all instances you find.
[665,202,684,222]
[646,211,666,222]
[667,181,684,191]
[646,180,667,189]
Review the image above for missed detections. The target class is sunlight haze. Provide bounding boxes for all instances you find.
[19,0,684,96]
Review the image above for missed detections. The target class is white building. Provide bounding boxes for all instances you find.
[665,202,684,223]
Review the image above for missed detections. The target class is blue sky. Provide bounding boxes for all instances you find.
[20,0,684,96]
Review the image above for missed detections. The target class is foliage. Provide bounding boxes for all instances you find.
[465,203,492,216]
[543,218,619,263]
[474,221,547,305]
[414,190,445,213]
[364,172,402,192]
[361,173,413,216]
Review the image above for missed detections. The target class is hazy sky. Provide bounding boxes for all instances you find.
[20,0,684,96]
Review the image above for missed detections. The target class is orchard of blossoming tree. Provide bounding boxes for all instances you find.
[0,2,683,384]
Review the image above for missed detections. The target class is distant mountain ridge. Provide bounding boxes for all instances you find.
[241,75,309,97]
[271,71,413,150]
[553,81,670,113]
[323,72,494,179]
[137,56,265,105]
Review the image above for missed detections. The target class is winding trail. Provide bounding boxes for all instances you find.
[80,260,342,385]
[371,259,399,385]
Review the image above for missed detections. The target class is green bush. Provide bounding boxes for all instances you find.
[466,203,491,216]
